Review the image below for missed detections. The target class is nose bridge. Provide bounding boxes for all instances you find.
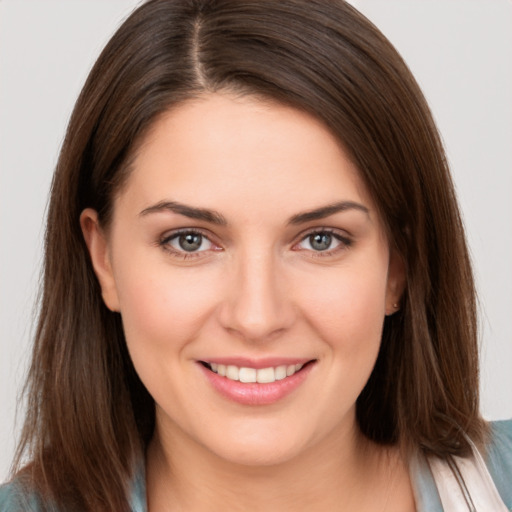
[220,244,293,341]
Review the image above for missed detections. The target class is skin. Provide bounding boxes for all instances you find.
[81,93,415,511]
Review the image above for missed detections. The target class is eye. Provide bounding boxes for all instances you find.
[305,232,336,251]
[160,229,217,256]
[295,229,352,254]
[172,232,209,252]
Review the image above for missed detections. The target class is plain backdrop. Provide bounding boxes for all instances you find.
[1,0,511,481]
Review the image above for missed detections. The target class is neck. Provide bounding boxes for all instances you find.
[146,416,402,512]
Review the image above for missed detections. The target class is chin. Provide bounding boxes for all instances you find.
[199,421,320,468]
[211,441,305,468]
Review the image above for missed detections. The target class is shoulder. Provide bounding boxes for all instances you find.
[1,463,147,512]
[0,478,49,512]
[488,418,512,449]
[485,419,512,507]
[410,420,512,511]
[0,480,27,511]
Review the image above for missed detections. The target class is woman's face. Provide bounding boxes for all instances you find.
[83,93,404,466]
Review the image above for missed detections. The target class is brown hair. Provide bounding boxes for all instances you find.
[12,0,484,510]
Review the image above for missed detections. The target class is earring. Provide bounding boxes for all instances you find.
[386,303,400,316]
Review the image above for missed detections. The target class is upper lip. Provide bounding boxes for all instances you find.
[199,357,315,369]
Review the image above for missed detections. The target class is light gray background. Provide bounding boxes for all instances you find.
[1,0,511,481]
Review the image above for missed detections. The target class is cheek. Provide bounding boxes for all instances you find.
[112,258,222,351]
[297,261,389,354]
[112,261,225,410]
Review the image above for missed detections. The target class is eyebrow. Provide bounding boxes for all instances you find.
[288,201,369,225]
[139,201,228,225]
[139,199,369,226]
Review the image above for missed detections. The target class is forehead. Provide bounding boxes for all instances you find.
[117,92,376,223]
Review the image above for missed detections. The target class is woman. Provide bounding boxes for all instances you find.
[1,0,511,510]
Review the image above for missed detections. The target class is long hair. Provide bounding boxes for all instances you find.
[13,0,484,510]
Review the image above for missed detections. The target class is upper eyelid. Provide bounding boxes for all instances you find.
[160,227,215,242]
[159,228,219,255]
[293,226,352,243]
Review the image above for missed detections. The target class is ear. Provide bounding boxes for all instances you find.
[80,208,120,312]
[385,250,406,316]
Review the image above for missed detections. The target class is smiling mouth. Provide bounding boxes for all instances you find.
[200,361,315,384]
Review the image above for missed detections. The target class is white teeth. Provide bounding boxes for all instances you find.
[208,363,305,383]
[239,367,257,383]
[256,367,275,383]
[226,365,239,381]
[275,365,287,380]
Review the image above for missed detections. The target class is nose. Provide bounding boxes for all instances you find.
[218,249,296,342]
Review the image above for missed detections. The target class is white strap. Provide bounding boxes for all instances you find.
[428,445,508,511]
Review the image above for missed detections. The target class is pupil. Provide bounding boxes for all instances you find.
[179,233,202,251]
[310,233,332,251]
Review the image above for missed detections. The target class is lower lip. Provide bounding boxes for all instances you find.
[199,362,314,406]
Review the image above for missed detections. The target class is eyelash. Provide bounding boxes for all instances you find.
[158,228,219,260]
[292,228,353,257]
[158,227,353,260]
